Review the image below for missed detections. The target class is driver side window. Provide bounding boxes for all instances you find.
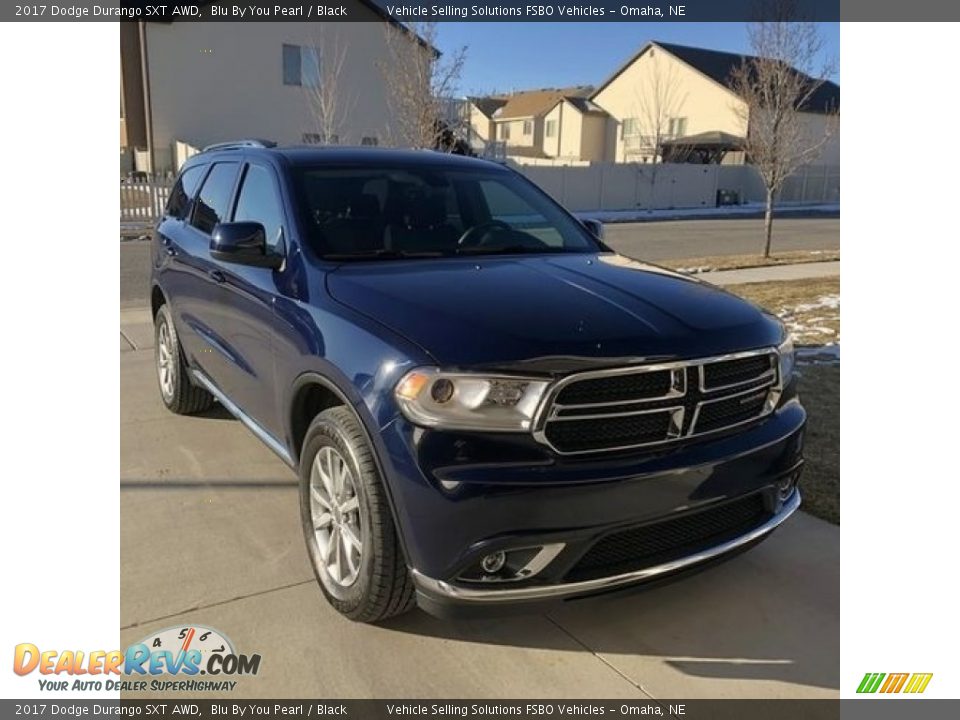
[478,179,564,247]
[232,164,285,251]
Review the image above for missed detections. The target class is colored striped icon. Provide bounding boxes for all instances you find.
[857,672,933,694]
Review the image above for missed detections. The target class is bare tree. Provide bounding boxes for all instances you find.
[304,26,355,145]
[628,48,688,209]
[730,3,838,256]
[380,21,467,150]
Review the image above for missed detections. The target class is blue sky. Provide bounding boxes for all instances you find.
[435,22,840,95]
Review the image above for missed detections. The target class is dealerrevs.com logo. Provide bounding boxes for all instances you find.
[857,672,933,694]
[13,625,260,693]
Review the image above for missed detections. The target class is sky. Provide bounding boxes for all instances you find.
[435,22,840,96]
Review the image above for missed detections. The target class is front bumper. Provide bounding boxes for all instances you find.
[412,489,800,615]
[375,396,806,616]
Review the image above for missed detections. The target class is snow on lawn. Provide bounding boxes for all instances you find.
[774,293,841,346]
[797,344,840,365]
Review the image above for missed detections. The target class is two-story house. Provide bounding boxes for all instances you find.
[120,1,433,173]
[591,41,839,165]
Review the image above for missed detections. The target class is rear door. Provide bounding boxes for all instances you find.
[171,161,242,378]
[154,162,210,361]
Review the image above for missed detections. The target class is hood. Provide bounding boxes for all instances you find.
[326,253,783,371]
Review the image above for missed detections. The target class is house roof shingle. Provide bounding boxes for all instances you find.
[491,86,593,120]
[593,41,839,114]
[468,97,507,118]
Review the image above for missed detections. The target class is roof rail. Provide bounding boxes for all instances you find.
[201,139,277,153]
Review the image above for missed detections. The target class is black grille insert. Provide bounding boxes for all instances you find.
[702,354,774,390]
[695,390,768,434]
[555,370,673,405]
[544,411,672,453]
[566,494,770,582]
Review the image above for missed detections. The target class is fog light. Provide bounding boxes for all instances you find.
[778,473,798,501]
[480,551,506,574]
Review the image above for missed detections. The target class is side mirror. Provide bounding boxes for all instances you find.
[581,218,604,240]
[210,222,282,269]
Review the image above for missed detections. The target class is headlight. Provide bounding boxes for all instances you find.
[394,369,549,431]
[778,335,796,385]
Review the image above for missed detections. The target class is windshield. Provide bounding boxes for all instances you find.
[293,164,600,260]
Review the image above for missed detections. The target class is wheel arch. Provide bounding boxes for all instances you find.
[150,283,168,319]
[287,371,411,562]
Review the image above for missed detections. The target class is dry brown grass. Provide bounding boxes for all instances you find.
[726,277,840,345]
[661,249,839,274]
[796,365,840,524]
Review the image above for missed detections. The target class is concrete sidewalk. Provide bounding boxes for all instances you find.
[120,337,839,698]
[698,261,840,286]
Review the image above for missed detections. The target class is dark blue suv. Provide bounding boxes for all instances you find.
[151,141,805,622]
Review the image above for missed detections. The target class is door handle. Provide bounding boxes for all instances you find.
[209,269,226,284]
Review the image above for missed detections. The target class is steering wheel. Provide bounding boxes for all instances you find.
[457,220,513,247]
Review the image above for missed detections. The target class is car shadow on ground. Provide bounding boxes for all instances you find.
[378,531,839,692]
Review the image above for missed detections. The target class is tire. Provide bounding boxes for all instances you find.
[154,303,214,415]
[299,406,415,622]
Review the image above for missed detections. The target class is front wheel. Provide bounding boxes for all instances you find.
[298,406,415,622]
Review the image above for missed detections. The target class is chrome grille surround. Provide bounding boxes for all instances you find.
[532,348,782,455]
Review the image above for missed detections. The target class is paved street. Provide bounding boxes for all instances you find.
[120,217,840,307]
[120,305,839,699]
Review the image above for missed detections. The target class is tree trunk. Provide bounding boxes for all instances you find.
[763,188,775,258]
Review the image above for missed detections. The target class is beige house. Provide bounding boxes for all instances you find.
[120,2,433,173]
[463,97,507,145]
[542,97,608,162]
[591,41,840,165]
[485,87,593,160]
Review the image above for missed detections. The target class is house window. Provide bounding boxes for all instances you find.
[283,44,321,87]
[545,120,557,138]
[302,132,339,145]
[668,117,688,137]
[498,123,511,141]
[523,120,533,136]
[622,118,641,137]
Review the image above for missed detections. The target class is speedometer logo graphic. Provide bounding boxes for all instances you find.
[138,625,235,671]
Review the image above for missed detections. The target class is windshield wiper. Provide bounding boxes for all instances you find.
[322,249,444,261]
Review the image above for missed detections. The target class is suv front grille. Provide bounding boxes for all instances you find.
[543,410,675,454]
[535,350,779,455]
[566,493,770,582]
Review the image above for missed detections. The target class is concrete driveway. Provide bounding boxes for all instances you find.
[120,309,839,699]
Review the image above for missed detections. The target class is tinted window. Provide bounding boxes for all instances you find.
[233,165,285,250]
[165,165,205,219]
[479,179,564,247]
[293,166,597,258]
[190,162,239,234]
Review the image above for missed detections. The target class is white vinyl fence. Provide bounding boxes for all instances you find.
[120,176,173,224]
[513,162,840,213]
[119,162,839,227]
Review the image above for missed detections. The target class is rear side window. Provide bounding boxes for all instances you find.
[190,162,239,234]
[232,165,285,251]
[165,165,205,220]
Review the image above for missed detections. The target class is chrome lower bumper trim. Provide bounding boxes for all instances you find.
[412,490,801,604]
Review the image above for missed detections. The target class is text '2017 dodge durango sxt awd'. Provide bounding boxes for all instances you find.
[151,141,804,622]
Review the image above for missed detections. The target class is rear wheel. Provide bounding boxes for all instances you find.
[298,406,415,622]
[154,303,214,415]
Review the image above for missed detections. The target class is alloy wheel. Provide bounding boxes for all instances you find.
[156,319,174,399]
[309,446,364,587]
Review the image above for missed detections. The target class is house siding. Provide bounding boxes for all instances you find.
[593,45,745,163]
[139,15,413,171]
